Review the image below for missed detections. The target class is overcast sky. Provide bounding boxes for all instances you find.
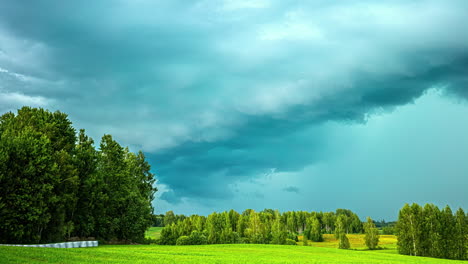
[1,0,467,220]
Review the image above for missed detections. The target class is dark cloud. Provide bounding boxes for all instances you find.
[283,186,300,194]
[1,0,468,210]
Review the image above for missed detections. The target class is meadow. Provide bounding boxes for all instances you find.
[144,227,164,240]
[1,243,466,264]
[1,232,464,264]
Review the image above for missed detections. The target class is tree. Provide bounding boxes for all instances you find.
[397,203,423,256]
[338,233,350,249]
[0,107,156,244]
[246,211,265,244]
[334,215,346,239]
[0,126,56,243]
[335,215,350,249]
[453,208,467,260]
[364,217,379,250]
[322,212,335,233]
[421,204,442,258]
[0,108,78,243]
[189,230,208,245]
[270,211,287,245]
[164,211,176,226]
[73,129,102,238]
[440,205,456,259]
[305,216,323,242]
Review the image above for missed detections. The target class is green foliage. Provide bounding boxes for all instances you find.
[397,203,467,260]
[188,230,208,245]
[338,234,350,249]
[305,216,323,242]
[158,208,363,247]
[285,238,297,245]
[364,217,379,250]
[164,211,176,226]
[382,226,396,235]
[176,236,191,245]
[0,107,156,244]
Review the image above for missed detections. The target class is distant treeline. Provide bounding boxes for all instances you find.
[0,107,156,244]
[397,203,467,260]
[157,209,363,246]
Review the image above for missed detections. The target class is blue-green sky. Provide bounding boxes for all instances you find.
[1,0,467,220]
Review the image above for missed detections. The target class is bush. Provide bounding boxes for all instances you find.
[287,232,298,242]
[189,231,207,245]
[382,226,395,235]
[338,234,350,249]
[176,236,191,245]
[285,239,297,245]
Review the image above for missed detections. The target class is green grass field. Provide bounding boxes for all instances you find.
[1,243,465,264]
[0,231,461,264]
[144,226,163,239]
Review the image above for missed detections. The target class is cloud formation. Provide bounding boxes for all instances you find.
[1,0,467,217]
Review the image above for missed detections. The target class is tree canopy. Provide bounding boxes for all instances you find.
[0,107,157,243]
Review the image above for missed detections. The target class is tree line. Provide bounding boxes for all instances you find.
[157,208,372,248]
[397,203,467,260]
[0,107,157,244]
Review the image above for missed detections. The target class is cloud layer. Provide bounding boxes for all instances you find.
[1,0,467,218]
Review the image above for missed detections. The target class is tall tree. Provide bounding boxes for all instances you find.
[421,204,442,258]
[440,205,456,259]
[270,211,287,245]
[0,108,78,243]
[305,216,323,242]
[164,211,176,226]
[335,215,350,249]
[453,208,467,260]
[72,129,102,238]
[397,203,423,256]
[364,217,379,250]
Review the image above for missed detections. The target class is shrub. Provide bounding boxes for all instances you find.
[338,234,350,249]
[382,226,395,235]
[176,236,191,245]
[189,231,207,245]
[285,239,297,245]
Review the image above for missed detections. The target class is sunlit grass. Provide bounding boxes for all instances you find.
[1,243,464,264]
[302,234,398,250]
[145,226,163,239]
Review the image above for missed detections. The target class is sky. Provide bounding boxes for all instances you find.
[0,0,467,220]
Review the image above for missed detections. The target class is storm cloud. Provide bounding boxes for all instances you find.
[1,0,467,218]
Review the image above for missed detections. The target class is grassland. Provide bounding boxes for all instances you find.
[144,226,163,240]
[0,231,459,264]
[2,243,466,264]
[305,234,398,251]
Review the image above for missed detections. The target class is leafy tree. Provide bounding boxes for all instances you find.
[270,211,287,245]
[305,216,323,242]
[364,217,379,250]
[334,215,346,239]
[159,224,178,245]
[322,212,335,233]
[188,230,208,245]
[453,208,467,260]
[0,126,56,243]
[164,211,176,226]
[440,205,456,259]
[72,129,102,238]
[176,236,191,245]
[335,215,350,249]
[0,107,156,244]
[246,211,265,244]
[397,203,423,256]
[421,204,442,258]
[338,233,350,249]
